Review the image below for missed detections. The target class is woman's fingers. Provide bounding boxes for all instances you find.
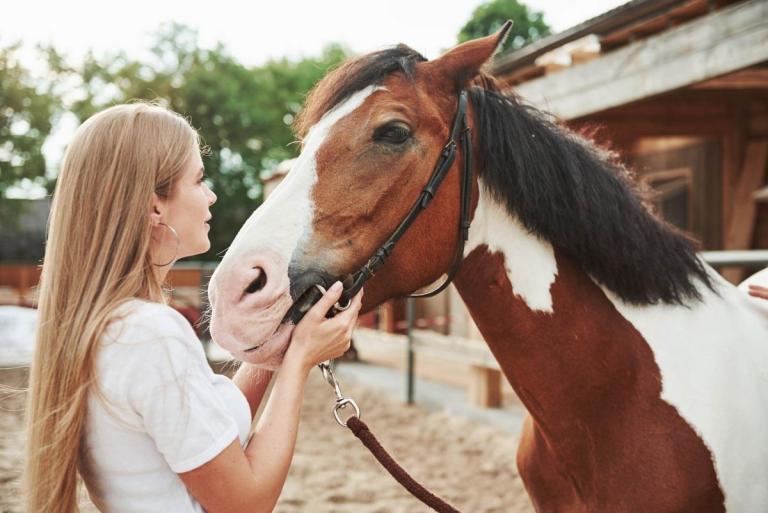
[748,284,768,300]
[305,281,344,320]
[336,290,363,324]
[337,290,363,339]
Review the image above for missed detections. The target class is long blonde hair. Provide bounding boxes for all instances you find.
[24,102,201,513]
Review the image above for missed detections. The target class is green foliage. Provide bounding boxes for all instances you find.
[457,0,551,52]
[48,24,347,259]
[0,43,58,205]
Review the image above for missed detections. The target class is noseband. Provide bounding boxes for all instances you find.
[334,90,473,308]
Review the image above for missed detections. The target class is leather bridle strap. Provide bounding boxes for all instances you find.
[339,90,472,305]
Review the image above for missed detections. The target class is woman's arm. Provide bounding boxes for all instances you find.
[179,283,361,513]
[233,363,273,419]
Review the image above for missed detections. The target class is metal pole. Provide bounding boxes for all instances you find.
[405,297,415,405]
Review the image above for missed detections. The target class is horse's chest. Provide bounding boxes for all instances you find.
[517,415,726,513]
[604,283,768,512]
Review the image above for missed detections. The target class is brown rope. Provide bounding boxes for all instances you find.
[346,416,462,513]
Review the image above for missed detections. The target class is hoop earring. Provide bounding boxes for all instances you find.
[152,222,181,267]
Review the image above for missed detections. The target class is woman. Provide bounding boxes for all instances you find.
[24,102,362,513]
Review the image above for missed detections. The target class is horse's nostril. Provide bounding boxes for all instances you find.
[245,268,268,294]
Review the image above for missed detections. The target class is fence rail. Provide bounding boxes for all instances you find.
[700,250,768,268]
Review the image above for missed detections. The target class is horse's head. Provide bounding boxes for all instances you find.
[208,25,511,367]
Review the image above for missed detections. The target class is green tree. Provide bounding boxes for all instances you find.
[0,43,58,224]
[49,24,347,259]
[458,0,551,52]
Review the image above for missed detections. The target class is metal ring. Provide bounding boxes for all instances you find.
[152,223,181,267]
[334,296,353,311]
[333,398,361,427]
[314,284,352,312]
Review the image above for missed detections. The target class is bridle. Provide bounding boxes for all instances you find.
[325,90,473,312]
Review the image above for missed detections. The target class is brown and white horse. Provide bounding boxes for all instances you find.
[208,26,768,512]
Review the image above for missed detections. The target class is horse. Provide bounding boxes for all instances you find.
[208,24,768,513]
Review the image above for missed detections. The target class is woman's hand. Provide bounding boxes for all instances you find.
[182,283,362,513]
[284,282,363,373]
[748,284,768,300]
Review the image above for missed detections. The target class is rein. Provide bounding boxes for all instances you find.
[318,363,461,513]
[313,90,473,512]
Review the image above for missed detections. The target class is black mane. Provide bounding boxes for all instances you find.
[468,84,713,305]
[299,46,712,305]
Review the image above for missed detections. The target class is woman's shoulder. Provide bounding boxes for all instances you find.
[110,298,194,335]
[105,298,199,348]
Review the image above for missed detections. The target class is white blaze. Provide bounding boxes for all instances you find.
[219,86,380,269]
[207,86,380,363]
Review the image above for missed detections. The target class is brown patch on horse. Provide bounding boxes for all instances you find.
[454,248,725,513]
[305,71,473,309]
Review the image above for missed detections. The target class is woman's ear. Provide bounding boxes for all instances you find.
[425,20,513,89]
[150,193,165,227]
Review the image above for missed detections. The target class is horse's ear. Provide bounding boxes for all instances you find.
[428,20,513,88]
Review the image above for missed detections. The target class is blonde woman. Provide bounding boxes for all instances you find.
[24,102,362,513]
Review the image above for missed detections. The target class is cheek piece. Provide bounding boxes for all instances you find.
[287,90,472,323]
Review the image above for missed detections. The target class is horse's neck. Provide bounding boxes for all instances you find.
[453,185,663,435]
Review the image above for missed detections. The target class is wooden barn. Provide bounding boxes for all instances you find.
[492,0,768,281]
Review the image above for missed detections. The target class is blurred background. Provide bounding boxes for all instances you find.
[2,2,767,510]
[2,0,768,396]
[0,0,768,392]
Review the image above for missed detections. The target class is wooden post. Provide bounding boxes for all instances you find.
[468,366,502,408]
[723,140,768,282]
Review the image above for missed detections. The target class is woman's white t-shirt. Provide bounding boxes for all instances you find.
[80,299,251,512]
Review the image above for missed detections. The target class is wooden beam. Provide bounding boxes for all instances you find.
[724,140,768,250]
[492,0,690,76]
[516,0,768,120]
[691,68,768,90]
[352,327,507,408]
[572,120,732,138]
[410,329,500,370]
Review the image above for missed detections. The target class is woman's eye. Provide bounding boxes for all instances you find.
[374,122,411,145]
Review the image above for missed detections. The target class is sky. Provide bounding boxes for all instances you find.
[2,0,627,197]
[3,0,627,67]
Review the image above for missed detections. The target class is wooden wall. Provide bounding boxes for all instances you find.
[569,69,768,280]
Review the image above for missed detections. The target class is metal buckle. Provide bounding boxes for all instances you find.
[318,361,361,427]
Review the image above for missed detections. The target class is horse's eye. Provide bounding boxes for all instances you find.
[374,122,411,145]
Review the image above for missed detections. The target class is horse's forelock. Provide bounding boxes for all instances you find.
[294,45,427,138]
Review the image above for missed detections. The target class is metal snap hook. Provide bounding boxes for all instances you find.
[319,361,361,427]
[333,398,361,427]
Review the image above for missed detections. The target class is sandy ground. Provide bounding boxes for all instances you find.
[1,365,534,513]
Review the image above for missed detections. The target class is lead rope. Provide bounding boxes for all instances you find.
[318,362,462,513]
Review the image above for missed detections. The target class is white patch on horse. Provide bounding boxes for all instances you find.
[223,86,380,264]
[602,271,768,512]
[465,180,558,312]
